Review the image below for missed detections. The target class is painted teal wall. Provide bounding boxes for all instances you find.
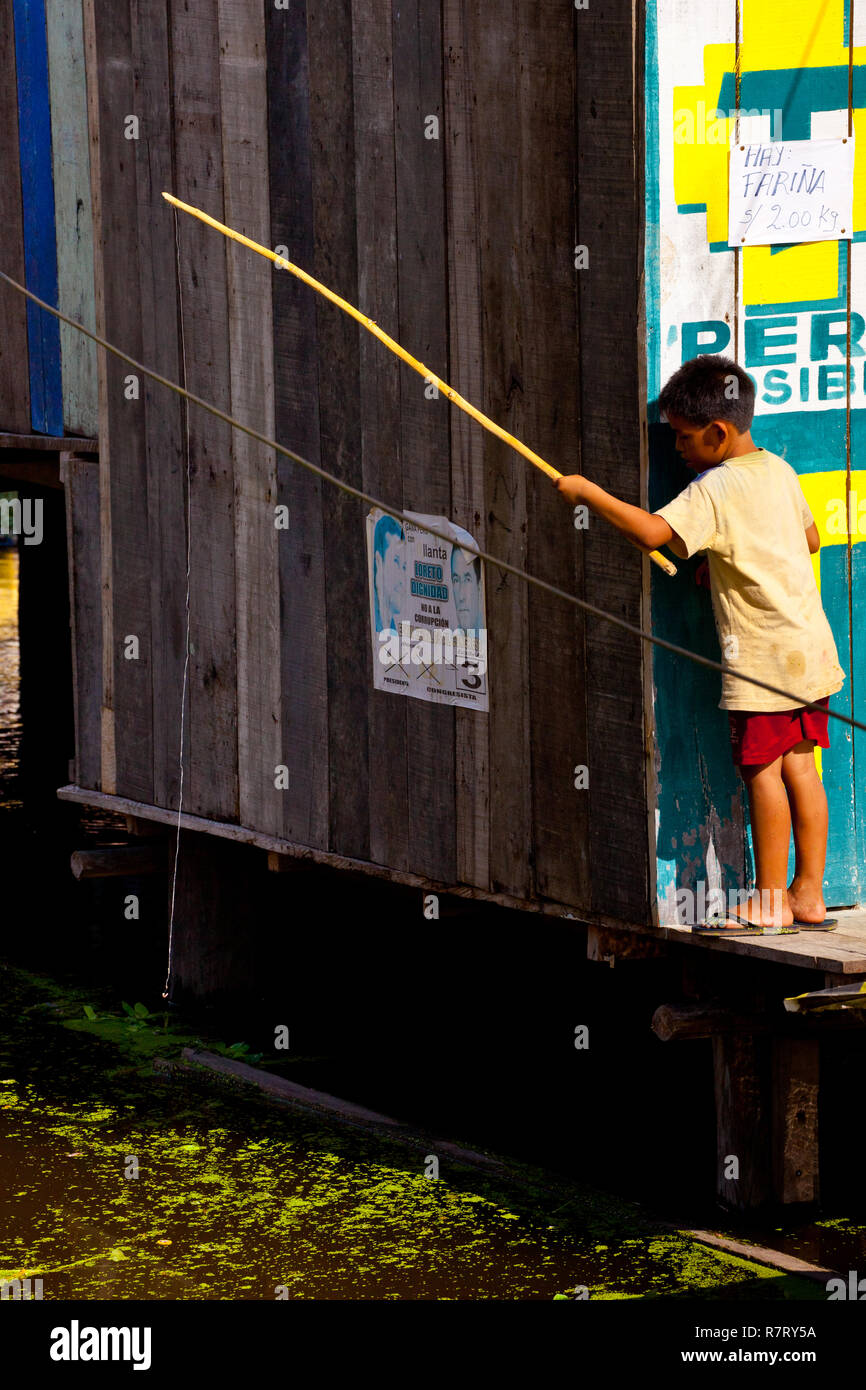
[645,0,864,916]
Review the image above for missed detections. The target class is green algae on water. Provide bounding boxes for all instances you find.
[0,962,848,1301]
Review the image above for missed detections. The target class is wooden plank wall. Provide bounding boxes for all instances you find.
[218,0,283,839]
[265,0,329,850]
[130,0,186,812]
[77,0,649,922]
[578,0,649,919]
[307,0,367,859]
[170,0,238,823]
[83,0,151,802]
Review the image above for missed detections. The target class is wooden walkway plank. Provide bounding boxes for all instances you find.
[12,0,64,435]
[662,918,866,972]
[265,0,329,849]
[306,0,369,860]
[169,0,238,822]
[351,0,410,870]
[82,0,153,802]
[442,0,489,890]
[392,0,455,884]
[0,8,32,433]
[217,0,283,838]
[44,0,98,437]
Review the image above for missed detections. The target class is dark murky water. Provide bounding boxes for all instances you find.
[0,965,823,1301]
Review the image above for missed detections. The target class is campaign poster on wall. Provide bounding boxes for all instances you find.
[365,508,488,711]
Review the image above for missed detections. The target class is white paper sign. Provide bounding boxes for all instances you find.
[366,508,488,711]
[727,137,854,248]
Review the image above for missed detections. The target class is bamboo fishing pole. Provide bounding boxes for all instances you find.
[162,191,677,577]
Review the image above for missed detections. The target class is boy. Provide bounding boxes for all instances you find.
[555,355,846,934]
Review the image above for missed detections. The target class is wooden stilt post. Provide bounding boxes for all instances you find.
[713,1032,772,1211]
[771,1037,820,1206]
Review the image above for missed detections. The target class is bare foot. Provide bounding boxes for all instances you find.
[787,876,827,924]
[724,889,793,929]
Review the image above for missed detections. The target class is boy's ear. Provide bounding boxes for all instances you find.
[705,421,728,449]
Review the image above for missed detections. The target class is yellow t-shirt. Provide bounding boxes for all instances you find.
[653,448,846,712]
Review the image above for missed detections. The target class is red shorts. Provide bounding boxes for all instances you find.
[728,697,831,766]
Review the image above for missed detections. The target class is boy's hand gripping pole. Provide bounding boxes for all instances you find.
[162,192,677,578]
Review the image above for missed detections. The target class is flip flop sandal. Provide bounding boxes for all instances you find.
[792,918,838,931]
[692,911,764,936]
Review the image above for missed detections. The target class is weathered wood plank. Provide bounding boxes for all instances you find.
[130,0,188,811]
[81,0,114,791]
[588,924,667,964]
[771,1037,820,1205]
[217,0,282,838]
[351,0,409,869]
[442,0,489,890]
[60,452,101,789]
[167,830,258,1002]
[45,0,98,436]
[12,0,64,434]
[265,0,329,848]
[71,843,165,878]
[0,432,96,451]
[520,0,588,909]
[83,0,153,801]
[662,920,866,972]
[713,1032,772,1210]
[576,0,648,920]
[307,0,368,860]
[392,0,455,884]
[0,459,63,489]
[652,1001,772,1042]
[57,780,588,919]
[169,0,238,822]
[0,8,31,432]
[466,3,531,899]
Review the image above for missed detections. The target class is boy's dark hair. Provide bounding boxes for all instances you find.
[658,355,755,433]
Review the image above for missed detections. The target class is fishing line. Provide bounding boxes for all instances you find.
[2,267,864,733]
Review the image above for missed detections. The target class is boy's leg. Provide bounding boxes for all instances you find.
[735,755,794,926]
[781,739,828,925]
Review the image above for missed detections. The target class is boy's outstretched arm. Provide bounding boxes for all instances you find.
[554,473,687,558]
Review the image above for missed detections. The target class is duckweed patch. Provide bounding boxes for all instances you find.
[0,962,842,1300]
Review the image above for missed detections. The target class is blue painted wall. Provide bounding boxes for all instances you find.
[13,0,63,435]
